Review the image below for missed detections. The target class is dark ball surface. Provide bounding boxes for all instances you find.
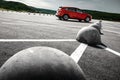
[76,27,101,45]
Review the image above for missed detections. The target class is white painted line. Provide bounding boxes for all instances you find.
[70,43,88,63]
[104,29,120,35]
[105,48,120,56]
[0,39,76,42]
[97,45,120,56]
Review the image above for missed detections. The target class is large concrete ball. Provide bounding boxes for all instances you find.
[0,46,86,80]
[76,27,101,45]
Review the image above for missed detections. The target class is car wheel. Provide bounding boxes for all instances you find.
[85,17,90,22]
[63,15,69,20]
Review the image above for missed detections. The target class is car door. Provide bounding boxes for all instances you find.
[67,8,77,19]
[76,9,85,19]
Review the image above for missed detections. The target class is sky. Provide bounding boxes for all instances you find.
[5,0,120,13]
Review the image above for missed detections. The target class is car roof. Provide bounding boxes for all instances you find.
[59,6,79,9]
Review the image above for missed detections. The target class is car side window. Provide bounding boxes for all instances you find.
[67,8,76,12]
[76,9,82,13]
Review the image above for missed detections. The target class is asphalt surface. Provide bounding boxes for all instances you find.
[0,11,120,80]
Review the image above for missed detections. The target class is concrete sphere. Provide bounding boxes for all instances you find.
[76,27,101,45]
[0,46,86,80]
[90,20,102,30]
[89,20,102,34]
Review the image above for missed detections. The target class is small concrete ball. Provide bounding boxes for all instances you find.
[89,20,102,32]
[76,27,101,45]
[0,46,86,80]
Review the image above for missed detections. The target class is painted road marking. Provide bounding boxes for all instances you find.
[70,43,88,63]
[0,39,76,42]
[97,45,120,57]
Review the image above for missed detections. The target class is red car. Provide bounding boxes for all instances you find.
[56,6,92,22]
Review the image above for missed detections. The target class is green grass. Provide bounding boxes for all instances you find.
[0,0,34,12]
[0,0,55,14]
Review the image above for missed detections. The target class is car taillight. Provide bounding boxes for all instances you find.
[58,9,62,12]
[57,9,62,14]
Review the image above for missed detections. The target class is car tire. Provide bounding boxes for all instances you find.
[85,17,90,22]
[63,15,69,20]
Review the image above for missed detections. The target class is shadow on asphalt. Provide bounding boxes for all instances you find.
[56,19,93,24]
[89,43,107,49]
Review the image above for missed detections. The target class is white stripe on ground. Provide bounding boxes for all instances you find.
[104,29,120,35]
[97,45,120,56]
[70,43,88,63]
[0,39,76,42]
